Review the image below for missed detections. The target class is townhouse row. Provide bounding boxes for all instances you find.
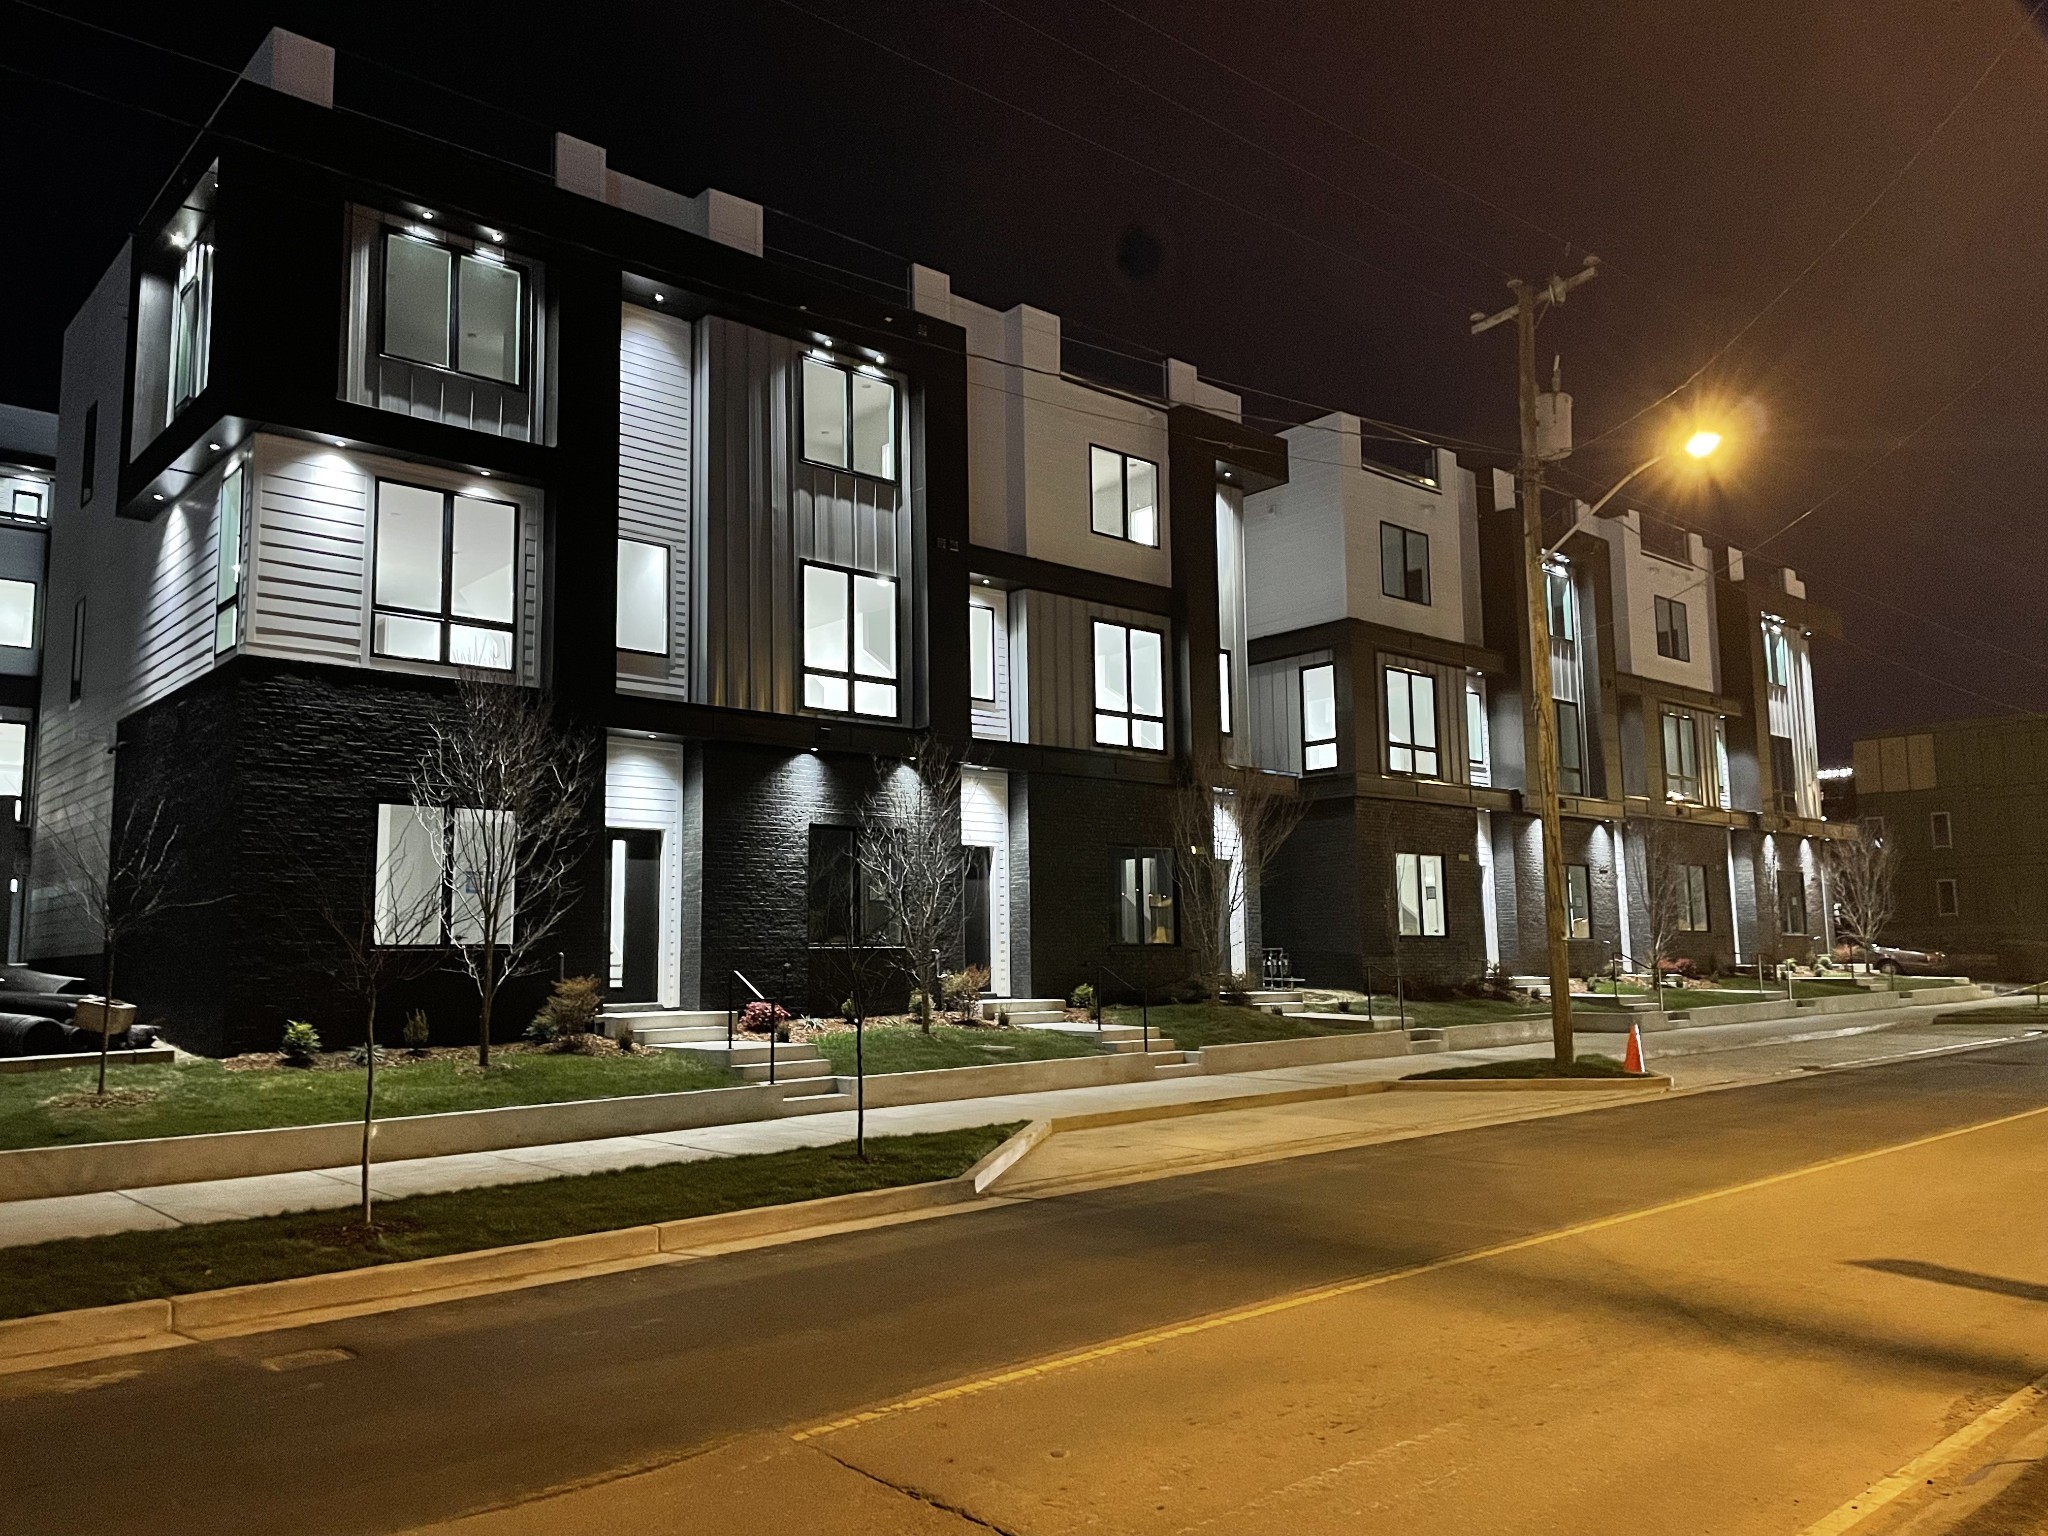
[24,31,1843,1054]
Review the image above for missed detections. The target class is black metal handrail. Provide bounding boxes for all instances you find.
[1094,959,1153,1055]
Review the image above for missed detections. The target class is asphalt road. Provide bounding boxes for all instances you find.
[9,1036,2048,1535]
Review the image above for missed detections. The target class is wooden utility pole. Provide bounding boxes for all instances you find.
[1473,261,1599,1065]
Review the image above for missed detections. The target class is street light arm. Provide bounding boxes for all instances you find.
[1542,453,1664,558]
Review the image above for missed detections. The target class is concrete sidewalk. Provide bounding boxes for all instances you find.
[2,994,2034,1250]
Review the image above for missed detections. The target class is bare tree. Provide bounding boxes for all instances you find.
[1822,825,1898,967]
[57,801,194,1096]
[1632,816,1690,1009]
[857,736,970,1034]
[1172,753,1309,994]
[409,672,595,1067]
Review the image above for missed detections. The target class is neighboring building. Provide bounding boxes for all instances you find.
[0,404,54,960]
[1244,455,1846,986]
[1852,717,2048,976]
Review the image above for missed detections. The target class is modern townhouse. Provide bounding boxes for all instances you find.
[908,271,1287,1002]
[1242,439,1844,988]
[31,31,973,1054]
[0,404,54,961]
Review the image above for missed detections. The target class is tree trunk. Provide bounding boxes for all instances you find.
[478,947,496,1069]
[96,943,117,1097]
[361,991,378,1226]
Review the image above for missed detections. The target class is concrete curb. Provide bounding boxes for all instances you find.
[1389,1074,1673,1093]
[0,1047,177,1076]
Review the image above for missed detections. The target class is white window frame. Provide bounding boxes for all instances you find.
[1093,620,1166,751]
[1654,595,1690,662]
[1396,851,1446,937]
[1385,666,1439,778]
[969,601,997,702]
[1930,810,1952,850]
[8,488,43,523]
[802,561,899,718]
[615,538,670,656]
[214,461,244,655]
[1302,662,1337,771]
[1089,445,1161,548]
[371,479,519,672]
[801,354,898,481]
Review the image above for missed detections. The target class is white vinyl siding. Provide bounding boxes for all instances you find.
[605,735,688,1008]
[959,767,1012,998]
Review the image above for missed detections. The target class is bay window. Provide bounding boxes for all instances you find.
[616,539,669,655]
[1302,663,1337,771]
[372,480,517,671]
[1396,852,1446,937]
[1094,620,1165,750]
[802,355,897,480]
[1113,847,1176,945]
[383,233,524,385]
[1385,666,1438,777]
[803,563,898,717]
[1090,446,1160,547]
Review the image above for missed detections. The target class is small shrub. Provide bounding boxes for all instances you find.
[995,1007,1011,1027]
[1219,972,1256,1006]
[908,991,934,1028]
[1335,999,1353,1014]
[740,1000,792,1034]
[532,975,602,1049]
[349,1041,388,1067]
[280,1020,321,1065]
[840,997,857,1021]
[402,1009,431,1056]
[1169,975,1215,1005]
[940,966,990,1012]
[1069,982,1096,1011]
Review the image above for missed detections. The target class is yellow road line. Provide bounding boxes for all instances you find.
[792,1097,2048,1442]
[1797,1369,2048,1535]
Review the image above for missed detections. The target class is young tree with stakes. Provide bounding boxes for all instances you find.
[1633,817,1691,1009]
[857,736,970,1035]
[409,672,595,1068]
[1170,753,1308,995]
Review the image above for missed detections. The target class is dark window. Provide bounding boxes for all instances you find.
[1654,595,1690,662]
[1680,865,1711,931]
[1112,847,1176,945]
[1556,699,1585,795]
[1770,735,1798,812]
[68,597,85,702]
[1936,878,1959,918]
[1778,869,1808,935]
[1379,523,1430,605]
[80,404,96,507]
[1566,864,1592,938]
[807,825,894,946]
[1930,810,1952,850]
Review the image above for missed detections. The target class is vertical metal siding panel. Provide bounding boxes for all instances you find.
[617,305,693,699]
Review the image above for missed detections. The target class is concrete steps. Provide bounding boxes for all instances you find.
[990,998,1069,1027]
[608,1009,731,1048]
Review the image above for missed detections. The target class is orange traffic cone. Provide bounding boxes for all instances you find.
[1623,1023,1646,1075]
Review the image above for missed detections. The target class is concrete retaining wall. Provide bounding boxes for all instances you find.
[0,1082,801,1202]
[839,1052,1159,1109]
[1196,1031,1412,1075]
[1436,1019,1560,1052]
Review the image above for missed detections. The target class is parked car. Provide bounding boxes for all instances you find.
[1858,944,1949,976]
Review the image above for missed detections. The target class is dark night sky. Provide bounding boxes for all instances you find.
[5,1,2045,758]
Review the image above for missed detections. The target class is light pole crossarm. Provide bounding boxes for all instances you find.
[1543,453,1664,559]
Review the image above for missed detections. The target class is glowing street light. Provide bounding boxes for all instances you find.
[1684,429,1723,459]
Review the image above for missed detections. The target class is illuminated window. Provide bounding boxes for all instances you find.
[615,539,669,655]
[1113,848,1176,944]
[1094,621,1165,751]
[969,602,996,702]
[1302,663,1337,771]
[803,563,897,717]
[382,233,524,385]
[1395,852,1446,937]
[802,356,897,480]
[371,480,517,670]
[1090,446,1160,547]
[1566,864,1591,938]
[215,462,244,654]
[1385,667,1438,777]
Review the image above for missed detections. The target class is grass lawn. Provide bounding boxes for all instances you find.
[811,1024,1109,1076]
[0,1122,1019,1321]
[0,1048,740,1153]
[1406,1055,1638,1080]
